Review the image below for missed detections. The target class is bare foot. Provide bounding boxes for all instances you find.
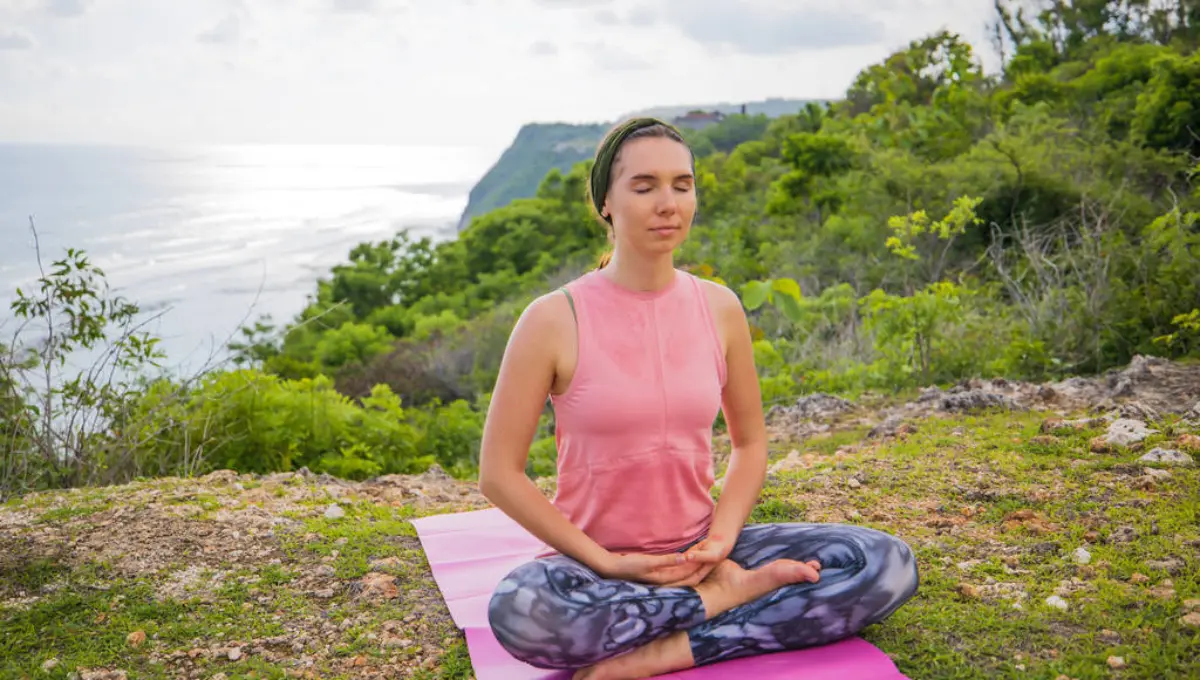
[693,558,820,621]
[571,632,692,680]
[571,560,821,680]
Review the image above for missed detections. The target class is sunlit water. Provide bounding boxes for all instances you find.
[0,143,494,379]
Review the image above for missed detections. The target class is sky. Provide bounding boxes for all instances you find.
[0,0,1000,150]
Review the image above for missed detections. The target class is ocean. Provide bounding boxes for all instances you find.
[0,143,495,378]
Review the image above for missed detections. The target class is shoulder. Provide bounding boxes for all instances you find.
[692,274,746,323]
[515,288,575,338]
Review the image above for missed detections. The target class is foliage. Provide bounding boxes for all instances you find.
[2,237,170,499]
[8,2,1200,496]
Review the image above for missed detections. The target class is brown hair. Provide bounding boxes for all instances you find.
[587,118,692,269]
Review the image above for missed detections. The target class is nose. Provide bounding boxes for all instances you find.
[655,187,678,214]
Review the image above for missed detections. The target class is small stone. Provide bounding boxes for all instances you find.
[1107,656,1126,670]
[228,648,242,661]
[847,478,861,489]
[42,659,60,672]
[957,583,980,599]
[126,630,146,648]
[312,588,335,599]
[1129,572,1150,584]
[324,504,345,520]
[1083,530,1098,542]
[1183,599,1200,612]
[212,674,228,680]
[1045,594,1069,610]
[1176,433,1200,451]
[1139,448,1194,466]
[1072,547,1091,565]
[1015,664,1026,671]
[1182,612,1200,628]
[1089,437,1112,453]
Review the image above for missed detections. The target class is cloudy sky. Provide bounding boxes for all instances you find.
[0,0,997,150]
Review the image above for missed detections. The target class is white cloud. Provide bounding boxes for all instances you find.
[0,0,999,146]
[45,0,92,17]
[0,27,37,50]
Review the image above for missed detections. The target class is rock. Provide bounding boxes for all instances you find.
[42,659,59,672]
[126,630,146,648]
[1183,599,1200,612]
[939,390,1020,413]
[1175,434,1200,451]
[1143,467,1172,479]
[1181,612,1200,628]
[847,478,861,489]
[1115,401,1161,422]
[1107,656,1127,670]
[323,504,345,520]
[312,588,335,599]
[228,648,242,661]
[1110,525,1138,543]
[1103,419,1156,447]
[1071,547,1091,565]
[357,572,399,601]
[1146,557,1185,574]
[369,557,403,570]
[957,583,980,599]
[868,414,902,441]
[1045,594,1069,611]
[1129,572,1150,584]
[768,393,854,422]
[201,470,241,485]
[1089,437,1112,454]
[1139,448,1194,466]
[80,671,129,680]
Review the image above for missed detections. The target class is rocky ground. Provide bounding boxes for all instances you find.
[2,355,1199,680]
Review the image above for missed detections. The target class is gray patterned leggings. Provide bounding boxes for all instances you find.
[487,522,920,670]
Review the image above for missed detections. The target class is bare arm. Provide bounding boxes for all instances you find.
[707,284,768,542]
[477,294,615,572]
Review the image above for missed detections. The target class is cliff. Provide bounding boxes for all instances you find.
[456,98,817,231]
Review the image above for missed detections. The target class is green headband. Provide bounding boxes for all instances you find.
[589,117,672,223]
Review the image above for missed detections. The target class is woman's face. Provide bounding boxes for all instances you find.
[603,136,696,258]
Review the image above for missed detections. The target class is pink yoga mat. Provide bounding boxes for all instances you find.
[411,507,909,679]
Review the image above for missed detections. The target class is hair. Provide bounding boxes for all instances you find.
[587,117,692,269]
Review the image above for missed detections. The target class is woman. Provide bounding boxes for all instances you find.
[477,117,919,680]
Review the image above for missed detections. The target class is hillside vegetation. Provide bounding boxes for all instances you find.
[2,0,1199,496]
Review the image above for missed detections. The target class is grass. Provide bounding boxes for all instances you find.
[1,407,1196,679]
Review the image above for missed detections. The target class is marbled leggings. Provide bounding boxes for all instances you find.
[487,523,920,670]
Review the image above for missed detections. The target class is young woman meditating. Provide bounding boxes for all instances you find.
[477,117,920,679]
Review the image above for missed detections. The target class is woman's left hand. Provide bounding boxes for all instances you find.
[661,535,734,587]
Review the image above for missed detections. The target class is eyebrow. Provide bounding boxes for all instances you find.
[628,172,695,182]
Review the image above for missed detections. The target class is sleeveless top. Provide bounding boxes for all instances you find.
[549,268,727,555]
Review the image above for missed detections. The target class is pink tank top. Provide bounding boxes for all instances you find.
[550,268,727,555]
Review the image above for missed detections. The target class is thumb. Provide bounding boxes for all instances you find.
[685,539,726,563]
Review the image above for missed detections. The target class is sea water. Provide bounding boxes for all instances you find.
[0,143,494,379]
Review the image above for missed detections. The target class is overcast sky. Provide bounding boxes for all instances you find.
[0,0,998,150]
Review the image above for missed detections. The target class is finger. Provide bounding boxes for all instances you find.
[806,560,822,572]
[798,563,821,582]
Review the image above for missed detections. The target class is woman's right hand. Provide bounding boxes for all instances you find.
[597,551,707,585]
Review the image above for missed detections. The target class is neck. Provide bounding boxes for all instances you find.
[603,247,676,292]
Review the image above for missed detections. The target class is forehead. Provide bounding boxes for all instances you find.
[613,137,693,179]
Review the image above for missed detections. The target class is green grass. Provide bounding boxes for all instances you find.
[0,565,290,679]
[2,408,1196,679]
[758,410,1200,680]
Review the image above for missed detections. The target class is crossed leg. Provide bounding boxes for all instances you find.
[487,522,920,678]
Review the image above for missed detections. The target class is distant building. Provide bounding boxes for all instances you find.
[672,110,726,130]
